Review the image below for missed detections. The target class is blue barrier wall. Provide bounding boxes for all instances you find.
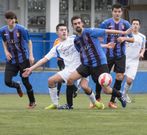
[0,71,147,94]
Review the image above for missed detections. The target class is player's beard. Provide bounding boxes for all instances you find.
[76,27,82,34]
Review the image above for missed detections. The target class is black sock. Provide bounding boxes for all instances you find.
[57,82,62,96]
[113,79,122,90]
[66,85,74,107]
[27,89,35,103]
[95,83,102,100]
[110,79,122,102]
[112,88,121,98]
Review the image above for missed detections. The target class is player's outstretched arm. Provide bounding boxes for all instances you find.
[101,42,116,48]
[22,57,48,77]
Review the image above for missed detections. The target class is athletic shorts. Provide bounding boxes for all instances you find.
[57,68,89,85]
[5,59,30,77]
[125,62,139,80]
[76,64,109,83]
[107,55,126,73]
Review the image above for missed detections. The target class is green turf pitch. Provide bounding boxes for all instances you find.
[0,94,147,135]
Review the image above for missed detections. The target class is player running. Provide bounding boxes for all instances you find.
[123,19,146,103]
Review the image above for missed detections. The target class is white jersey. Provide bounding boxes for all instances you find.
[45,36,81,71]
[125,32,146,79]
[126,32,146,63]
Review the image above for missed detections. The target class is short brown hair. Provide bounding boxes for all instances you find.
[112,4,123,11]
[71,16,82,25]
[5,11,17,19]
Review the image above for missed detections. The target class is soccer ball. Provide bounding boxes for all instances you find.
[98,73,112,87]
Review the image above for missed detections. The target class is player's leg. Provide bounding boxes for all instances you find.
[109,56,125,108]
[45,73,64,109]
[123,64,137,103]
[95,83,102,101]
[19,60,36,108]
[80,78,104,109]
[4,63,23,97]
[57,59,65,97]
[58,69,82,110]
[123,76,133,103]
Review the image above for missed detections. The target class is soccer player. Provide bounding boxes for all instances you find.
[53,38,78,98]
[67,16,133,108]
[0,11,36,108]
[22,23,104,110]
[99,4,134,108]
[123,19,146,103]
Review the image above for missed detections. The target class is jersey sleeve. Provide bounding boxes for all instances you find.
[1,31,7,42]
[53,38,60,47]
[99,20,107,29]
[142,35,146,49]
[90,28,106,37]
[44,46,57,60]
[19,25,31,42]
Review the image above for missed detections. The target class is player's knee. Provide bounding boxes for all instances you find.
[116,73,124,80]
[127,78,133,85]
[48,77,55,87]
[80,83,88,90]
[67,78,74,85]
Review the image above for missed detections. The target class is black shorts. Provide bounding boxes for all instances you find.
[5,59,31,77]
[107,55,126,73]
[76,64,109,83]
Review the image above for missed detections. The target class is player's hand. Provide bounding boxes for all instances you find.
[139,53,144,59]
[22,68,32,78]
[124,27,133,35]
[29,55,35,66]
[106,42,116,48]
[6,52,12,61]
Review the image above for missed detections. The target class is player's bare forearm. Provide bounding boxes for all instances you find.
[105,29,125,35]
[28,40,33,57]
[30,57,48,71]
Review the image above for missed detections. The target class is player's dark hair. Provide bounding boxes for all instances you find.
[56,23,67,31]
[112,4,123,11]
[71,16,82,25]
[5,11,17,19]
[131,18,141,24]
[14,16,18,23]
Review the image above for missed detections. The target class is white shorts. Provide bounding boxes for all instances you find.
[57,68,89,86]
[125,62,139,80]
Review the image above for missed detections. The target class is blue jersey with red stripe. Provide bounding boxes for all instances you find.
[0,24,30,64]
[99,18,132,58]
[74,28,107,67]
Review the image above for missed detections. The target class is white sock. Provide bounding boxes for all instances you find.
[123,83,131,95]
[48,87,58,106]
[87,92,96,104]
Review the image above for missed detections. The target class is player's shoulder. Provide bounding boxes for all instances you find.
[16,24,27,31]
[102,18,112,24]
[67,35,76,41]
[0,25,7,31]
[53,38,60,46]
[138,32,146,39]
[69,34,76,39]
[121,19,130,24]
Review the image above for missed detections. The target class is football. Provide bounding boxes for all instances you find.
[98,73,112,87]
